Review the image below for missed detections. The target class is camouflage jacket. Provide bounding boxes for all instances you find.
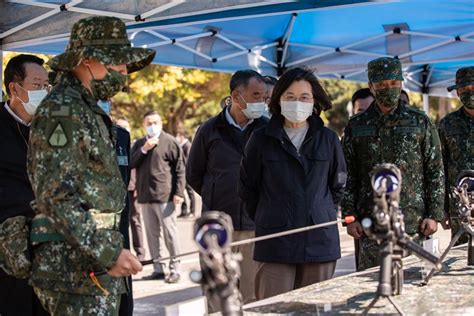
[27,73,126,295]
[341,102,444,234]
[438,107,474,216]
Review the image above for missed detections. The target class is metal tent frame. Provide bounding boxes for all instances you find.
[2,1,473,109]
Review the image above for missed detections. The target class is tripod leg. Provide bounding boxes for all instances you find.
[468,234,474,266]
[362,295,380,316]
[420,228,464,286]
[387,295,405,315]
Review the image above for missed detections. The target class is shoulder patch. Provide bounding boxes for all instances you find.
[48,122,69,147]
[51,103,71,117]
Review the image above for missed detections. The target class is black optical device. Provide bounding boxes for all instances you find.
[191,212,243,316]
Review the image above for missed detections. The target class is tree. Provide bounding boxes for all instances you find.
[112,65,230,139]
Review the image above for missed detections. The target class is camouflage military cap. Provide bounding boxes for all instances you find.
[367,57,403,82]
[447,66,474,92]
[49,16,156,73]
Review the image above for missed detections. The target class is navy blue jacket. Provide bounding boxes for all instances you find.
[239,114,346,263]
[186,107,268,231]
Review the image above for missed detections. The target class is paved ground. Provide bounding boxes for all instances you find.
[131,194,452,315]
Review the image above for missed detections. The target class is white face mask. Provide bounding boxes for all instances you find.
[97,99,111,114]
[17,85,48,115]
[280,101,313,123]
[238,93,265,119]
[146,124,162,138]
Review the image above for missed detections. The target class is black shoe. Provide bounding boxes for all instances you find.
[165,272,181,284]
[142,272,165,280]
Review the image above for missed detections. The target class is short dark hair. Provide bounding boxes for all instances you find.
[351,88,374,105]
[4,54,45,96]
[229,69,265,93]
[268,67,332,115]
[263,75,278,86]
[143,110,160,118]
[400,89,409,103]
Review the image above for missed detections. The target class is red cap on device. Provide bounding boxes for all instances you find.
[344,216,356,224]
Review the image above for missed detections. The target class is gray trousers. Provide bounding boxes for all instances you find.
[255,260,337,300]
[141,202,180,273]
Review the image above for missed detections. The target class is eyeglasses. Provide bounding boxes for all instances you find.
[31,83,52,92]
[281,95,314,103]
[19,82,52,92]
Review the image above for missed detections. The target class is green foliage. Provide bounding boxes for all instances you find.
[112,65,230,139]
[320,78,367,137]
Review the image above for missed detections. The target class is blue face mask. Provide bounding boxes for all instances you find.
[97,99,111,114]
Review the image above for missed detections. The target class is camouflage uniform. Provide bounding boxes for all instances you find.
[27,16,155,315]
[439,67,474,245]
[341,57,444,271]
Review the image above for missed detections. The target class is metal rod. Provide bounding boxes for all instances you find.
[420,228,464,286]
[1,0,84,39]
[281,13,297,66]
[398,38,455,59]
[401,30,453,40]
[140,0,186,19]
[139,217,352,266]
[340,48,391,58]
[215,50,249,62]
[286,50,334,67]
[340,31,392,50]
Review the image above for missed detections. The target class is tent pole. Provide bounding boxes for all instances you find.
[423,94,429,113]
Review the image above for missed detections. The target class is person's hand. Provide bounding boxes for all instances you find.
[346,221,363,239]
[142,136,159,152]
[173,195,184,205]
[107,249,143,277]
[420,218,438,236]
[440,213,451,230]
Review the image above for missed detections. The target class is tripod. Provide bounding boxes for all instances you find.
[362,238,404,315]
[362,164,441,315]
[420,219,473,286]
[361,229,440,315]
[421,171,474,286]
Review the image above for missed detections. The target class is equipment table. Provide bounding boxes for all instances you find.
[243,245,474,315]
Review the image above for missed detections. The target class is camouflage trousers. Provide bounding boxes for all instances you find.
[34,287,120,316]
[357,234,426,271]
[450,218,470,246]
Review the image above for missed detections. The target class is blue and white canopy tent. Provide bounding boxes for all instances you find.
[2,0,474,110]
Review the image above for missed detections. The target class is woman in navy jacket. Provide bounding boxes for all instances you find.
[239,67,347,299]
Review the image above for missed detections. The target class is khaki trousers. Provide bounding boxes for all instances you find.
[203,230,256,313]
[255,260,337,300]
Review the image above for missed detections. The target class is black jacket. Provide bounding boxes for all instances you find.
[186,107,268,230]
[239,114,347,263]
[131,131,185,203]
[0,102,35,223]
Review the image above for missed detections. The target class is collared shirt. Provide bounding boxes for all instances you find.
[225,106,253,131]
[4,102,30,126]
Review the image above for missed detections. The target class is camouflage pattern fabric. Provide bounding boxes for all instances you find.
[341,101,444,270]
[48,16,155,74]
[447,66,474,92]
[438,106,474,245]
[0,216,31,278]
[27,72,127,296]
[367,57,403,82]
[34,287,120,316]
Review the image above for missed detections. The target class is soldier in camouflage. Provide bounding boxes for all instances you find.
[341,57,444,271]
[27,16,155,315]
[439,66,474,245]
